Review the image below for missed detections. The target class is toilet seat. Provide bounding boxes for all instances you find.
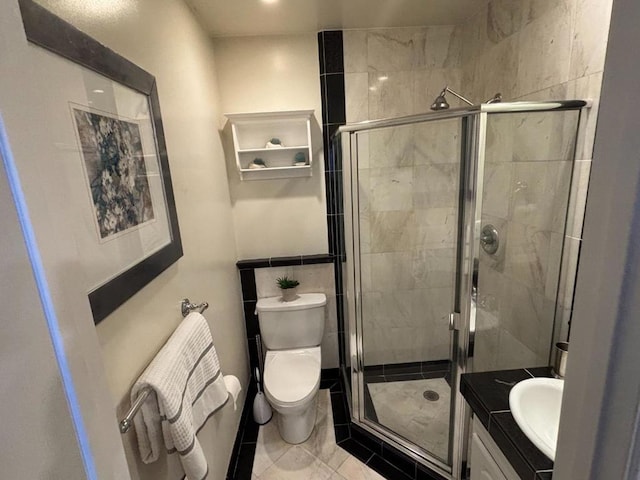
[264,347,321,408]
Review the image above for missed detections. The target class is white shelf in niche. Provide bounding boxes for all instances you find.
[225,110,314,181]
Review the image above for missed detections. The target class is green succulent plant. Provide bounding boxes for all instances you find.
[276,276,299,289]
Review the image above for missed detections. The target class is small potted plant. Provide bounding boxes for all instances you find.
[276,276,300,302]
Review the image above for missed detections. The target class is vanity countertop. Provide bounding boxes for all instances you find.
[460,367,555,480]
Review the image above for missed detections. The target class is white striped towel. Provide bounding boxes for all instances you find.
[131,312,229,480]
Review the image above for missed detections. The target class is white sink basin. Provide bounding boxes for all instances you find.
[509,377,564,461]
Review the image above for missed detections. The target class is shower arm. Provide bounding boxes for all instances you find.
[442,87,474,106]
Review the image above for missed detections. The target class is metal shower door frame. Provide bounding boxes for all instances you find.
[339,101,587,479]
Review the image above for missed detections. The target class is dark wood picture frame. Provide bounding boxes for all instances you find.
[19,0,183,324]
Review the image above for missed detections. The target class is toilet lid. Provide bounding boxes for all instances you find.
[264,349,320,404]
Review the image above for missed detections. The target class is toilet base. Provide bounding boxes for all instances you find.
[275,393,318,444]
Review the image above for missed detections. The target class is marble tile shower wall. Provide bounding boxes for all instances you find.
[344,27,464,122]
[343,28,464,365]
[459,0,613,370]
[254,264,339,368]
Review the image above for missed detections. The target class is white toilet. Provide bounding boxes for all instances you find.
[256,293,326,444]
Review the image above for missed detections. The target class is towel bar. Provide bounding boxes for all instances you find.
[120,387,152,433]
[119,298,209,434]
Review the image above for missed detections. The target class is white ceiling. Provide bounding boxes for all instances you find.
[184,0,482,37]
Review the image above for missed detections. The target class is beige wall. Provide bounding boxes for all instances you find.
[0,151,88,478]
[213,34,328,259]
[2,0,249,479]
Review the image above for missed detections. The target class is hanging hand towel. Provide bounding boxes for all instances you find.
[131,312,229,480]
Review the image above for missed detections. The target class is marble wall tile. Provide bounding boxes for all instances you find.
[413,68,464,113]
[509,160,572,233]
[514,3,573,98]
[473,32,519,102]
[255,266,293,298]
[557,235,582,311]
[544,232,564,302]
[503,221,551,293]
[360,253,372,292]
[425,25,463,68]
[322,332,339,369]
[477,262,505,316]
[362,290,414,329]
[368,166,413,212]
[523,0,570,27]
[343,30,367,73]
[485,114,515,163]
[366,28,426,72]
[512,110,579,162]
[358,212,371,254]
[292,263,335,293]
[495,328,539,370]
[414,287,455,325]
[413,119,461,165]
[473,308,500,372]
[369,211,415,253]
[487,0,524,44]
[483,162,513,219]
[417,324,451,361]
[345,72,369,123]
[569,0,613,80]
[368,70,414,119]
[501,279,554,352]
[411,248,456,289]
[413,164,459,209]
[368,124,415,168]
[414,207,458,250]
[369,251,415,291]
[356,167,370,214]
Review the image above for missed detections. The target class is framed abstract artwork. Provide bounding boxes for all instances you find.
[19,0,183,324]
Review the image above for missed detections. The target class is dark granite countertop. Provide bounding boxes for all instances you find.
[460,367,555,480]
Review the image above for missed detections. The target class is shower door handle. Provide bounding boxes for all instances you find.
[449,312,460,331]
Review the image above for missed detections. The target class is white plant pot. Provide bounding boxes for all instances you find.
[281,287,298,302]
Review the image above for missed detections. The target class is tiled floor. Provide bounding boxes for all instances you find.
[251,390,385,480]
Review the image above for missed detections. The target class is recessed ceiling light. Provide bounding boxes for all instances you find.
[261,0,279,4]
[92,89,105,94]
[378,75,388,81]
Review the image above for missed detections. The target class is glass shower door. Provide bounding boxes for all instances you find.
[473,110,581,373]
[351,117,464,468]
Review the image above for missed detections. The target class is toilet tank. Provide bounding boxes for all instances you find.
[256,293,327,350]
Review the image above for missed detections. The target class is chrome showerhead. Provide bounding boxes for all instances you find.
[430,89,450,111]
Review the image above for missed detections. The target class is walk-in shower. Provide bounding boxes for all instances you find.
[334,100,586,479]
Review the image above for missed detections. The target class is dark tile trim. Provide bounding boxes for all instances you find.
[461,368,556,480]
[236,254,333,270]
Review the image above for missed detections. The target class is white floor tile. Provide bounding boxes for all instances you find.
[252,421,293,476]
[336,456,386,480]
[260,445,334,480]
[252,389,384,480]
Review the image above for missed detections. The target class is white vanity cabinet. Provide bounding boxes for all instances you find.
[225,110,314,181]
[470,417,521,480]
